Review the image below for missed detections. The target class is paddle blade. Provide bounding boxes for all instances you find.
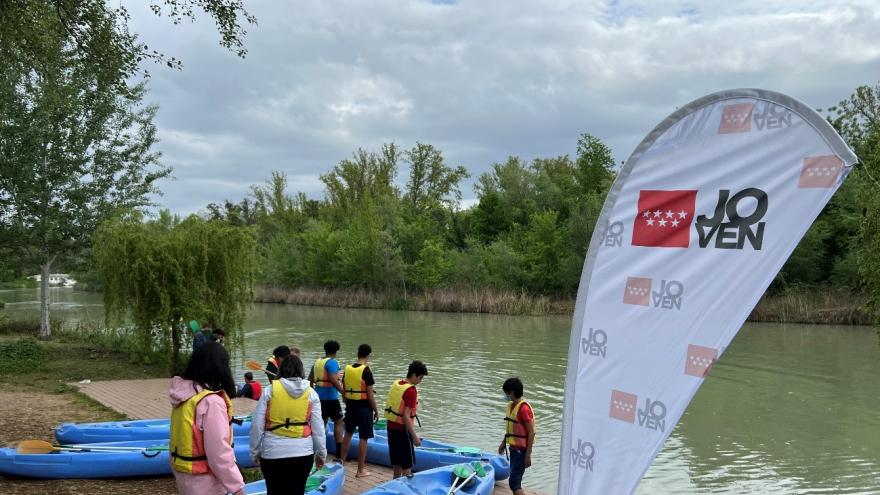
[16,440,58,454]
[246,359,276,376]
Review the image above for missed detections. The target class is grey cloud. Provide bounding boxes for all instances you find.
[128,0,880,214]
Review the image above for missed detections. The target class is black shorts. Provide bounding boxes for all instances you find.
[321,399,343,421]
[387,427,415,470]
[343,403,374,439]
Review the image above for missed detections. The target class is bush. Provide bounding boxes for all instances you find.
[0,338,47,374]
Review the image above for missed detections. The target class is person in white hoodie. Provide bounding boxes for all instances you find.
[250,354,327,494]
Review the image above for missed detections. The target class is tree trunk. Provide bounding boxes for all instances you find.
[171,317,181,375]
[39,257,54,339]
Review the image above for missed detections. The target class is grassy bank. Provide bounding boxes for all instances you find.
[0,331,176,494]
[748,288,871,325]
[255,285,873,324]
[255,285,574,315]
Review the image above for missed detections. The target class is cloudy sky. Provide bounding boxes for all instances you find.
[125,0,880,214]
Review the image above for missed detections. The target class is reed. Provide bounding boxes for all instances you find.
[748,287,871,325]
[257,284,872,324]
[254,285,575,316]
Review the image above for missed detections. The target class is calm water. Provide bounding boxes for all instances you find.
[3,288,880,493]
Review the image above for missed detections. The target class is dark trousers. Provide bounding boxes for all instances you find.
[260,454,313,495]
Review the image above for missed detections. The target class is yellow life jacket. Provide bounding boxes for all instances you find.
[264,380,313,438]
[384,380,418,425]
[169,389,233,474]
[504,400,536,449]
[343,363,369,400]
[313,357,333,388]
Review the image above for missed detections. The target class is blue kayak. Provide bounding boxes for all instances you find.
[362,461,495,495]
[244,463,344,495]
[327,422,509,480]
[55,417,252,444]
[0,437,254,479]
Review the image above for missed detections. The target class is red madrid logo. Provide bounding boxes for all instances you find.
[685,344,718,377]
[623,277,652,306]
[719,103,754,134]
[609,389,637,423]
[632,190,697,248]
[799,155,843,188]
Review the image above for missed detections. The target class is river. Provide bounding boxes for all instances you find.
[2,287,879,494]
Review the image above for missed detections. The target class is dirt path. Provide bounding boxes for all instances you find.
[0,389,177,495]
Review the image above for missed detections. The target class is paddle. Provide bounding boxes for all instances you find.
[16,440,168,455]
[449,470,478,495]
[417,446,482,455]
[246,359,277,377]
[448,464,478,495]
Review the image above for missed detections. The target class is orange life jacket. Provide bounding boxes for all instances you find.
[504,400,535,449]
[384,380,418,425]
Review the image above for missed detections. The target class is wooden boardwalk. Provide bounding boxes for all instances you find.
[72,379,544,495]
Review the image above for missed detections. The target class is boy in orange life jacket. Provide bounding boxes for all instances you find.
[266,346,290,382]
[498,377,535,495]
[384,360,428,479]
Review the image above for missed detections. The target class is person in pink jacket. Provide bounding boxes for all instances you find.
[169,342,245,495]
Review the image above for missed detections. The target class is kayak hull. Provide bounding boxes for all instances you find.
[55,417,252,444]
[0,438,254,479]
[327,422,509,480]
[244,463,344,495]
[361,462,495,495]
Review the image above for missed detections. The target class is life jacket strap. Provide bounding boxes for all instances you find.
[267,418,309,431]
[171,447,208,462]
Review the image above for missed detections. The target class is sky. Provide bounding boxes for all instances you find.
[124,0,880,214]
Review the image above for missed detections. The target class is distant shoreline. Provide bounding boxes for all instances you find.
[253,285,872,325]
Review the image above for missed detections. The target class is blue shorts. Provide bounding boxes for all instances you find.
[509,447,526,492]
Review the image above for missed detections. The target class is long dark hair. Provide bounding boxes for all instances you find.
[183,342,237,397]
[279,354,305,379]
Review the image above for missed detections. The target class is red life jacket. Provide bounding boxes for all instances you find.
[249,381,262,400]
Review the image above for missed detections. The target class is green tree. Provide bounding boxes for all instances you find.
[0,3,169,339]
[404,143,469,211]
[1,0,255,89]
[828,82,880,331]
[411,239,456,288]
[320,144,400,224]
[94,215,255,372]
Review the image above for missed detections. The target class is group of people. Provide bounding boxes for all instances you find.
[183,318,226,352]
[168,339,536,495]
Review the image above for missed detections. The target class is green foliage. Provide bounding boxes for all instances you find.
[0,0,254,90]
[411,240,456,288]
[827,81,880,332]
[0,2,170,338]
[94,214,256,370]
[0,338,47,374]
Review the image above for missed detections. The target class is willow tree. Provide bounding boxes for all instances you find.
[94,214,256,372]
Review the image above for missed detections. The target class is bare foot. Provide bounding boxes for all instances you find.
[355,470,373,478]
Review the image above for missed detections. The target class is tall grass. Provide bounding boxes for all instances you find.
[748,287,871,325]
[257,284,871,324]
[255,285,574,315]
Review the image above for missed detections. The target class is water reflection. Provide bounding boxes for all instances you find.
[4,290,880,493]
